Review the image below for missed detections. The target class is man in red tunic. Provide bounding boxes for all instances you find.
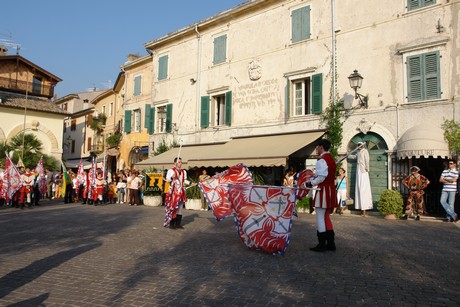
[164,157,190,229]
[305,139,338,252]
[20,167,35,208]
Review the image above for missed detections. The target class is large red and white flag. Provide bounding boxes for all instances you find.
[34,156,47,196]
[295,169,314,200]
[1,156,24,204]
[198,164,253,221]
[228,184,296,255]
[75,159,85,194]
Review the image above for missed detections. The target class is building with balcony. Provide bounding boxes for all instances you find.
[0,46,67,163]
[136,0,459,214]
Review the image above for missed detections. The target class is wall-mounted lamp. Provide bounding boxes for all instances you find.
[190,78,197,84]
[348,69,368,108]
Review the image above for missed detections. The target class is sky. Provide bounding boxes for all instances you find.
[1,0,247,98]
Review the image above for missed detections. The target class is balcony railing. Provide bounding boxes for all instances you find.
[0,76,55,98]
[90,144,104,154]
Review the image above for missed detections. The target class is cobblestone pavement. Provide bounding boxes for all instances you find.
[0,200,459,306]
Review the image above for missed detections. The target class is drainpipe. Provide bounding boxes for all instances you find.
[195,24,202,134]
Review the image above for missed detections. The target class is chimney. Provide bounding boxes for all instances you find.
[0,46,8,56]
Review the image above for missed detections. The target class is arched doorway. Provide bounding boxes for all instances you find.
[347,132,388,209]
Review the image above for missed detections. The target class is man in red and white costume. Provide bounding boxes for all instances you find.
[305,139,338,252]
[20,167,35,208]
[164,157,190,229]
[95,171,106,205]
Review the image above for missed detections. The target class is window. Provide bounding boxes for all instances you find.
[134,75,142,96]
[291,5,311,43]
[32,76,42,94]
[213,34,227,65]
[71,120,77,131]
[407,51,440,102]
[289,73,322,116]
[407,0,436,11]
[62,103,68,111]
[134,109,141,132]
[158,55,169,81]
[87,137,92,152]
[71,140,75,154]
[109,102,113,117]
[156,104,172,133]
[102,105,106,115]
[201,91,232,128]
[63,122,66,133]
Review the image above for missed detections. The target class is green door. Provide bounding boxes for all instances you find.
[347,133,388,209]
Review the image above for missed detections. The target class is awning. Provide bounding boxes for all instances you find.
[397,124,450,159]
[188,131,325,168]
[134,143,226,170]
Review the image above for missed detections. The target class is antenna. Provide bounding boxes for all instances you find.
[0,33,22,55]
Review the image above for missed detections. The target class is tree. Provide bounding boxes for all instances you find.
[1,133,59,171]
[442,119,460,160]
[320,50,350,161]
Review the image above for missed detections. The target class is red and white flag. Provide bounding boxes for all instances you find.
[34,156,47,196]
[75,159,86,194]
[295,169,314,200]
[1,156,24,204]
[228,184,296,255]
[198,163,253,221]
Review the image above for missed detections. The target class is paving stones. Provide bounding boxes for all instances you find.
[0,202,459,306]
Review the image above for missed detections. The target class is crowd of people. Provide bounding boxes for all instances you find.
[0,164,146,208]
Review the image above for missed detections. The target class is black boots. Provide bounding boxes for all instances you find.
[325,230,336,251]
[310,231,327,252]
[176,215,184,229]
[310,230,336,252]
[169,218,176,229]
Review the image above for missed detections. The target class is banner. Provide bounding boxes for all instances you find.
[1,155,23,204]
[34,156,47,196]
[295,169,314,200]
[198,163,253,221]
[228,184,296,255]
[144,173,169,193]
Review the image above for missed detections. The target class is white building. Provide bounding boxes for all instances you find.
[137,0,459,214]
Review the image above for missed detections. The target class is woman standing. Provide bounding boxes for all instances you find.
[334,168,348,215]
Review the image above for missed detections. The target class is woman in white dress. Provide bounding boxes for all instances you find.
[350,142,373,216]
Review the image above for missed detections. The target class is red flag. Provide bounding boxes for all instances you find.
[2,156,23,204]
[295,169,314,200]
[34,156,47,196]
[198,164,253,221]
[229,184,296,255]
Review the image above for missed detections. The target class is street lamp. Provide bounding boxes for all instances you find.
[348,69,368,108]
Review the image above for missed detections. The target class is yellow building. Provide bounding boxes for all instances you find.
[119,54,153,170]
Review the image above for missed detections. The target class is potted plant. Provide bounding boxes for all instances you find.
[377,189,404,219]
[106,133,122,148]
[185,174,202,210]
[296,196,311,214]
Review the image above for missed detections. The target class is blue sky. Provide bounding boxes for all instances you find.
[1,1,246,98]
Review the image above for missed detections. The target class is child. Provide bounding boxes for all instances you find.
[116,178,126,204]
[107,182,117,204]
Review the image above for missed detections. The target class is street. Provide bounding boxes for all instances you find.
[0,201,459,306]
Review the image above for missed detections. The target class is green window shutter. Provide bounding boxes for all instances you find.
[124,110,132,133]
[292,6,310,43]
[311,73,322,114]
[150,106,155,134]
[424,51,440,100]
[225,91,232,126]
[134,75,141,96]
[144,105,155,134]
[407,55,423,102]
[285,78,290,119]
[158,55,168,80]
[213,35,227,65]
[200,96,210,129]
[408,0,421,10]
[165,103,173,133]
